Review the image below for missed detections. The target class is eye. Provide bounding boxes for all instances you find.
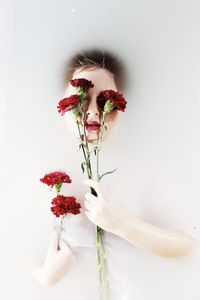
[97,93,107,110]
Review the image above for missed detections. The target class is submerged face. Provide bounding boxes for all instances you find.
[64,67,121,145]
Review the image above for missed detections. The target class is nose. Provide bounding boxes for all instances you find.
[86,98,99,118]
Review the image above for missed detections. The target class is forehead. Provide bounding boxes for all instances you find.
[65,68,117,97]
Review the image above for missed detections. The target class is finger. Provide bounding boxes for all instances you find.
[59,239,69,247]
[83,179,103,198]
[85,192,98,204]
[58,239,72,255]
[84,210,96,225]
[46,229,58,255]
[59,243,76,262]
[83,200,93,211]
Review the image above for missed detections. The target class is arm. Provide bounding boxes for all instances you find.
[115,212,194,258]
[32,229,75,286]
[83,179,195,258]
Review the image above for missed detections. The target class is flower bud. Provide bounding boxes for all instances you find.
[77,86,86,99]
[71,107,79,120]
[55,182,62,194]
[104,100,115,113]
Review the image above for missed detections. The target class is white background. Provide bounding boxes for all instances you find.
[0,0,200,299]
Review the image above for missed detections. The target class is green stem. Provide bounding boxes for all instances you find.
[96,225,103,288]
[82,111,93,179]
[96,111,107,181]
[80,110,105,291]
[75,109,103,291]
[97,146,100,181]
[76,119,92,179]
[100,112,107,143]
[99,231,110,299]
[58,214,66,250]
[96,111,110,299]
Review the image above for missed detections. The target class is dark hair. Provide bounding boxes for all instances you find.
[65,48,127,92]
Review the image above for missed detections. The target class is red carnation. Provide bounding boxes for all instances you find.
[40,171,71,189]
[97,89,127,112]
[57,94,80,116]
[50,195,81,217]
[70,78,94,90]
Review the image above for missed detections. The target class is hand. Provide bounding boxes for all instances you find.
[32,229,75,286]
[83,179,122,234]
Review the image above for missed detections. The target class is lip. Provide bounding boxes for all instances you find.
[85,121,101,131]
[86,121,101,126]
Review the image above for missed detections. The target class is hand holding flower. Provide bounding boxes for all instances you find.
[32,229,75,286]
[83,179,122,235]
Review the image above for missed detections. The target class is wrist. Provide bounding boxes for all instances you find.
[112,208,131,239]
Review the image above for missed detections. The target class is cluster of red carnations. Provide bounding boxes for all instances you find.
[57,78,127,116]
[40,171,81,218]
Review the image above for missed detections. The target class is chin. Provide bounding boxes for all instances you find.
[87,134,108,145]
[87,139,98,145]
[86,134,99,145]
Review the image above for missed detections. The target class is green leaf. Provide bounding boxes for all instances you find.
[81,162,86,173]
[104,100,115,113]
[93,146,99,156]
[79,142,87,151]
[99,168,117,180]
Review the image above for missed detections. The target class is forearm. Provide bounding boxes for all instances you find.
[82,179,195,258]
[115,212,194,258]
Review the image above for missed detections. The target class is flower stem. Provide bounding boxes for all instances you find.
[82,111,93,177]
[96,225,103,288]
[80,111,105,291]
[76,119,92,179]
[58,214,66,250]
[99,231,110,299]
[96,111,110,299]
[75,110,103,291]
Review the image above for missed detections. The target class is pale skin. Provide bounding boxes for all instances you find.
[32,230,75,286]
[32,67,195,286]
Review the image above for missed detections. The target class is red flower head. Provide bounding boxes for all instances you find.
[57,94,80,116]
[70,78,94,90]
[51,195,81,217]
[97,89,127,112]
[40,171,71,189]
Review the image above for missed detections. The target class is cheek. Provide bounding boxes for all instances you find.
[64,85,77,97]
[105,111,119,127]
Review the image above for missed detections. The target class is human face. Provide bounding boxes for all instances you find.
[64,68,121,145]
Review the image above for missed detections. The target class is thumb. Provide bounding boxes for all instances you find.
[59,240,76,262]
[58,239,72,254]
[46,229,59,256]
